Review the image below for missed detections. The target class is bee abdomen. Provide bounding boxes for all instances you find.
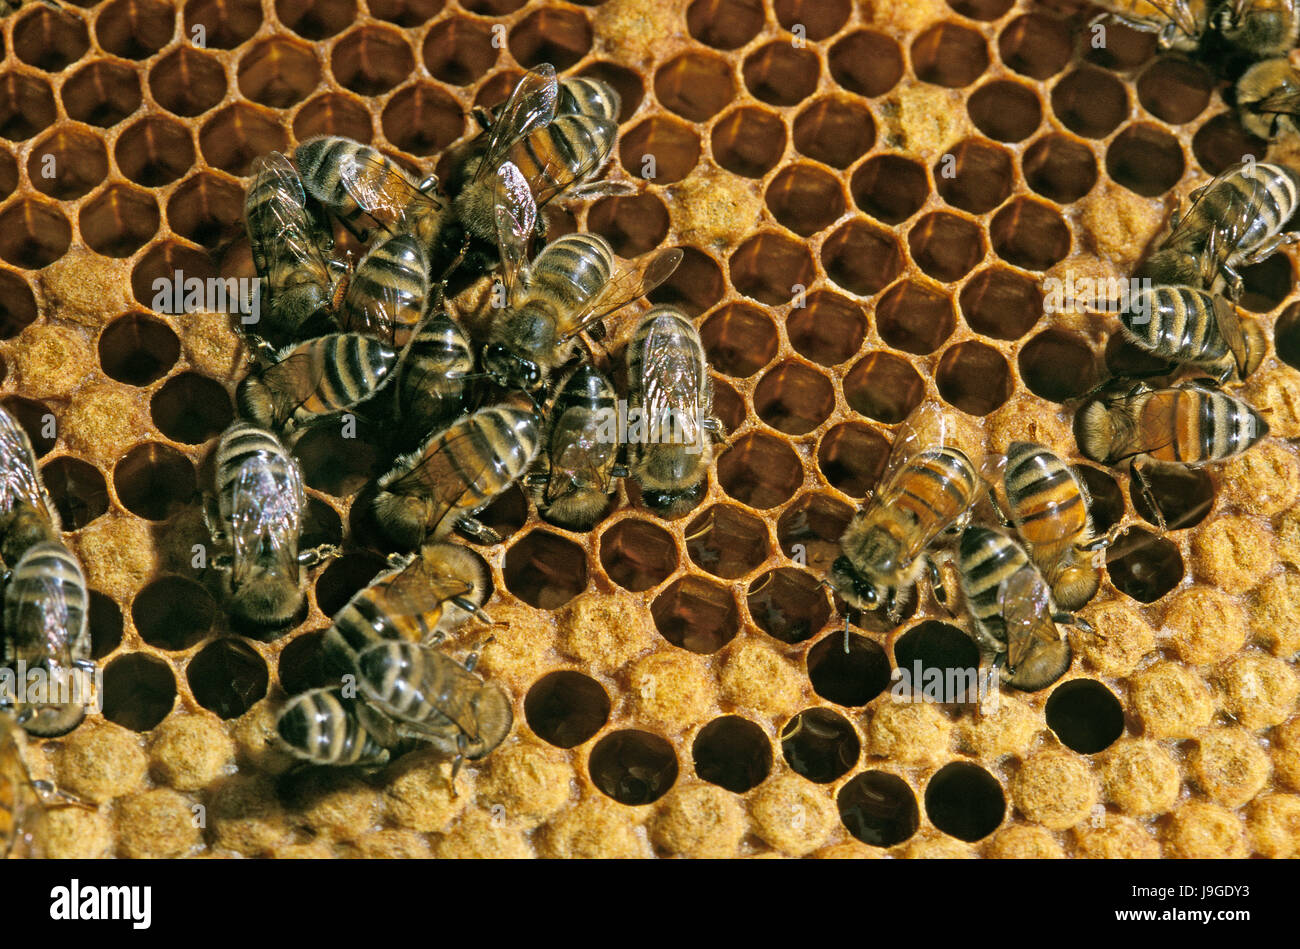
[344,234,430,344]
[276,689,387,766]
[3,541,88,663]
[1005,441,1089,542]
[216,423,296,503]
[1121,286,1226,364]
[958,527,1029,623]
[531,233,615,308]
[557,77,621,122]
[302,333,399,415]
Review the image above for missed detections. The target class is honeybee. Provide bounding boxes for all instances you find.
[1139,160,1300,298]
[294,136,458,267]
[337,233,432,349]
[236,333,399,435]
[274,688,390,767]
[830,403,980,623]
[1212,0,1300,59]
[391,311,476,453]
[321,541,491,678]
[958,527,1083,693]
[1091,0,1211,51]
[476,73,622,129]
[374,406,543,549]
[1001,442,1111,613]
[2,541,94,738]
[1075,379,1268,467]
[1118,284,1263,382]
[530,364,622,531]
[206,422,340,630]
[625,305,723,519]
[1236,56,1300,139]
[352,639,513,764]
[0,405,60,570]
[243,151,339,346]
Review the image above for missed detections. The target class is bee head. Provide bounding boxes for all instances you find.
[230,574,305,631]
[640,479,706,519]
[830,555,878,611]
[464,683,514,759]
[482,344,542,391]
[1074,399,1115,464]
[235,375,276,430]
[373,491,428,550]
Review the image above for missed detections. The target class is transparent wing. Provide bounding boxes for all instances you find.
[228,454,302,582]
[259,351,326,423]
[10,573,74,670]
[246,152,329,283]
[639,317,704,450]
[494,160,537,300]
[558,247,684,340]
[563,179,638,201]
[1210,293,1249,377]
[1249,84,1300,117]
[385,428,496,533]
[376,562,474,619]
[547,408,614,501]
[531,116,618,209]
[878,401,965,496]
[0,409,47,519]
[341,237,430,347]
[336,147,436,234]
[998,565,1055,669]
[474,64,559,184]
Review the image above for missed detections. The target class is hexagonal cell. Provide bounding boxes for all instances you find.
[912,21,989,88]
[817,422,889,497]
[1130,464,1214,531]
[876,280,956,355]
[717,433,803,509]
[1077,464,1124,534]
[808,631,890,707]
[1275,301,1300,370]
[773,0,849,38]
[294,94,373,143]
[578,61,643,122]
[586,193,669,258]
[381,84,462,157]
[0,149,15,203]
[102,653,176,732]
[656,50,734,122]
[925,762,1005,841]
[729,233,814,306]
[754,362,835,435]
[183,0,261,48]
[1106,527,1183,603]
[330,25,414,96]
[894,621,980,695]
[990,198,1070,271]
[843,352,924,425]
[368,0,443,26]
[26,127,107,200]
[793,97,874,170]
[151,372,233,444]
[776,491,853,573]
[113,443,195,522]
[1136,58,1212,125]
[1239,252,1293,314]
[525,671,610,748]
[95,0,175,59]
[503,529,588,609]
[647,247,724,316]
[590,730,678,805]
[950,0,1013,19]
[0,200,70,269]
[98,313,179,386]
[685,504,770,580]
[89,591,124,660]
[959,266,1042,341]
[700,303,778,378]
[599,518,678,592]
[1106,123,1184,198]
[787,291,866,368]
[1192,112,1266,176]
[130,242,217,312]
[829,29,903,96]
[1046,678,1124,754]
[998,12,1073,80]
[908,211,985,283]
[742,41,819,107]
[651,574,740,654]
[967,78,1042,142]
[422,17,495,86]
[1103,330,1176,379]
[2,395,56,457]
[314,550,386,618]
[301,497,345,554]
[473,483,529,545]
[934,138,1014,215]
[166,173,243,249]
[80,185,159,259]
[780,707,859,783]
[747,567,831,644]
[41,456,107,530]
[620,115,699,184]
[936,341,1012,416]
[1051,67,1128,139]
[200,104,290,177]
[710,107,786,180]
[133,575,215,651]
[276,0,356,40]
[1019,329,1096,403]
[839,771,919,847]
[686,0,764,50]
[852,155,929,225]
[0,272,35,341]
[144,48,223,120]
[188,638,269,720]
[277,629,331,694]
[236,37,318,109]
[766,163,845,237]
[1022,133,1098,203]
[711,377,746,434]
[13,5,89,71]
[510,7,592,69]
[116,116,195,187]
[822,220,904,296]
[0,73,56,142]
[693,716,771,793]
[1085,18,1156,69]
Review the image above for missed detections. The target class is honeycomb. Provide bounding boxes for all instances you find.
[2,0,1300,859]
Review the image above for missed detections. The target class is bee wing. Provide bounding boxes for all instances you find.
[1247,84,1300,117]
[530,117,619,209]
[474,64,559,184]
[384,428,496,532]
[336,147,432,234]
[259,351,327,423]
[563,179,638,202]
[878,401,967,493]
[998,566,1055,670]
[0,410,51,522]
[1211,293,1250,378]
[9,572,75,669]
[228,454,302,581]
[246,152,330,282]
[557,247,684,340]
[547,410,613,501]
[494,160,537,300]
[638,315,705,450]
[378,563,475,620]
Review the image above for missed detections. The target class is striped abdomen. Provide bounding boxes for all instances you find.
[1135,386,1267,464]
[342,234,431,347]
[282,334,398,422]
[1121,285,1229,366]
[275,689,388,766]
[883,447,978,553]
[355,641,478,736]
[324,581,441,676]
[506,114,616,200]
[397,314,473,441]
[1004,442,1090,547]
[2,541,89,666]
[1228,161,1300,256]
[556,77,621,121]
[433,408,540,524]
[958,527,1031,629]
[528,233,615,317]
[244,155,331,295]
[216,422,300,520]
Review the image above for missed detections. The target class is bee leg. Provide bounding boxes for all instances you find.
[1129,459,1168,533]
[451,597,494,626]
[454,517,502,546]
[1240,231,1300,267]
[925,555,954,617]
[202,493,226,545]
[298,544,343,567]
[385,550,417,570]
[523,472,550,486]
[30,780,94,810]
